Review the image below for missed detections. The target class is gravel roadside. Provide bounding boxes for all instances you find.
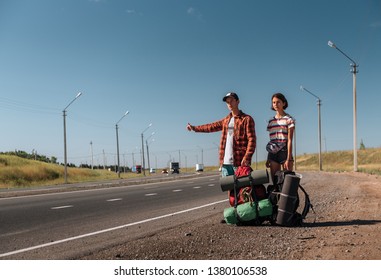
[78,171,381,260]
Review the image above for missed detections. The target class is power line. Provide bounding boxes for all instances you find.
[0,96,59,115]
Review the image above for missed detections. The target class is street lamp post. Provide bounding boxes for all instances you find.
[145,132,155,174]
[300,86,322,171]
[328,40,359,171]
[63,92,83,184]
[115,111,129,178]
[141,123,152,176]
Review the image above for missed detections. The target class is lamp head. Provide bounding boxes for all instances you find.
[328,41,336,48]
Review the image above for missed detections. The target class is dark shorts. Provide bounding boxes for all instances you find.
[267,149,292,164]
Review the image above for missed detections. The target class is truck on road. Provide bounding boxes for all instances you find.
[134,165,142,174]
[170,162,180,174]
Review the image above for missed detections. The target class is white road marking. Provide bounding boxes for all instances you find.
[0,199,228,258]
[193,186,201,189]
[145,193,158,196]
[50,205,73,210]
[208,184,215,187]
[172,189,182,192]
[106,198,123,202]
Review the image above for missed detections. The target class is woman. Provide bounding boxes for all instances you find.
[266,93,295,178]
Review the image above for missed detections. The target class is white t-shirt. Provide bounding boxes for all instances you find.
[223,117,234,165]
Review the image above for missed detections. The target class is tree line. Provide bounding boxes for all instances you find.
[0,150,58,164]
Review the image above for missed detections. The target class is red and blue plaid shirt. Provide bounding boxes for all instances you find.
[193,111,256,167]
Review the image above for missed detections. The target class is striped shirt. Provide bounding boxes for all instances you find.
[193,111,256,167]
[267,114,295,144]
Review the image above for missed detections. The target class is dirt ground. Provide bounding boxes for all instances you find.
[79,171,381,260]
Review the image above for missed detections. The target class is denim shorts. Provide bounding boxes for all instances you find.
[221,164,236,177]
[267,149,292,164]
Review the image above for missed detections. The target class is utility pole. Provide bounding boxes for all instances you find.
[103,149,106,169]
[90,141,94,169]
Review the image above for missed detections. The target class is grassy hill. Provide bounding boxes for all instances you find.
[294,147,381,174]
[0,155,124,188]
[1,147,380,188]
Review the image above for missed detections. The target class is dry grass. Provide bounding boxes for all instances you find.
[251,147,381,175]
[0,155,138,188]
[294,147,381,174]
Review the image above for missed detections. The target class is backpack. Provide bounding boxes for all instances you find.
[223,167,275,226]
[228,166,267,207]
[268,170,315,226]
[228,184,267,207]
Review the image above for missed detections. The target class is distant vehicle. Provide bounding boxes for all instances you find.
[135,165,142,174]
[161,169,168,174]
[150,168,156,174]
[196,164,204,172]
[170,162,180,174]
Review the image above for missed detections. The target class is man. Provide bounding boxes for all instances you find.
[187,92,256,176]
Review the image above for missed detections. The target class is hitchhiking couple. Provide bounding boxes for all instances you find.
[186,91,295,179]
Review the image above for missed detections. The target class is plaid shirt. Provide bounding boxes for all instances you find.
[193,111,256,167]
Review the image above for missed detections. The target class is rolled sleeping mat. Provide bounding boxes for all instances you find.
[220,169,270,192]
[250,169,270,186]
[276,174,301,226]
[220,175,235,192]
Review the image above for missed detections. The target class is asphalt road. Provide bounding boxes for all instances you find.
[0,173,227,259]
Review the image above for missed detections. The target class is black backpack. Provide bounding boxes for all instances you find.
[268,170,315,226]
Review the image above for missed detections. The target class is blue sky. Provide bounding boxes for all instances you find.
[0,0,380,169]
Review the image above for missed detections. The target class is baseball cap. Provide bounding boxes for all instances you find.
[222,92,239,102]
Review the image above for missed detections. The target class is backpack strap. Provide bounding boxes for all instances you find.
[249,176,260,218]
[298,184,316,223]
[233,175,238,208]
